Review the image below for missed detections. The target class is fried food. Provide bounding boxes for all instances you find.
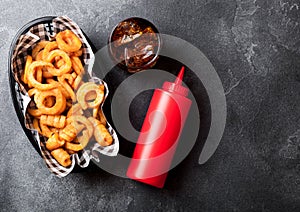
[51,148,72,167]
[35,88,66,115]
[45,78,71,99]
[58,74,76,102]
[46,133,65,151]
[98,109,107,126]
[65,129,90,151]
[42,41,58,60]
[27,88,38,97]
[55,58,65,69]
[45,50,72,76]
[67,103,83,118]
[68,49,83,57]
[21,30,113,168]
[40,122,53,138]
[77,82,105,110]
[56,30,82,52]
[72,74,82,90]
[70,56,84,75]
[32,41,49,60]
[27,108,42,117]
[40,115,66,129]
[23,55,32,85]
[42,68,54,78]
[35,50,44,61]
[27,61,56,90]
[89,117,112,146]
[68,115,93,137]
[59,124,78,142]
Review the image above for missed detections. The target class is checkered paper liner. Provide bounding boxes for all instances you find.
[11,16,119,177]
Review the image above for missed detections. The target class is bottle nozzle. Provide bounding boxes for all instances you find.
[175,66,185,85]
[162,66,189,96]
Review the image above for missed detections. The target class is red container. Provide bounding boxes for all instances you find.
[127,67,192,188]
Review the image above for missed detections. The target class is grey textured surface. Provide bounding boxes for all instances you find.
[1,0,300,211]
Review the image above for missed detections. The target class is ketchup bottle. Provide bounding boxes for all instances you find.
[127,66,192,188]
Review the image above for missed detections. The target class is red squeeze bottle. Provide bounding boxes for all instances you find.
[127,66,192,188]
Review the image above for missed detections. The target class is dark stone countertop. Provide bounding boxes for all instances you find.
[1,0,300,211]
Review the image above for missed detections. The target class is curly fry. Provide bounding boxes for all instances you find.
[59,124,77,142]
[45,78,70,99]
[27,88,38,97]
[42,67,53,78]
[46,133,65,151]
[23,55,32,85]
[71,56,84,75]
[40,115,66,129]
[88,117,112,146]
[92,106,99,119]
[36,68,43,83]
[98,109,107,126]
[56,30,82,52]
[77,82,105,110]
[58,74,76,102]
[55,58,65,69]
[68,49,83,57]
[32,41,49,59]
[66,103,83,118]
[27,107,42,117]
[42,41,58,61]
[40,122,53,138]
[65,129,90,151]
[67,72,77,85]
[72,74,82,90]
[35,88,66,115]
[45,50,72,76]
[27,61,56,90]
[35,50,44,61]
[51,148,71,167]
[64,72,75,86]
[68,115,93,138]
